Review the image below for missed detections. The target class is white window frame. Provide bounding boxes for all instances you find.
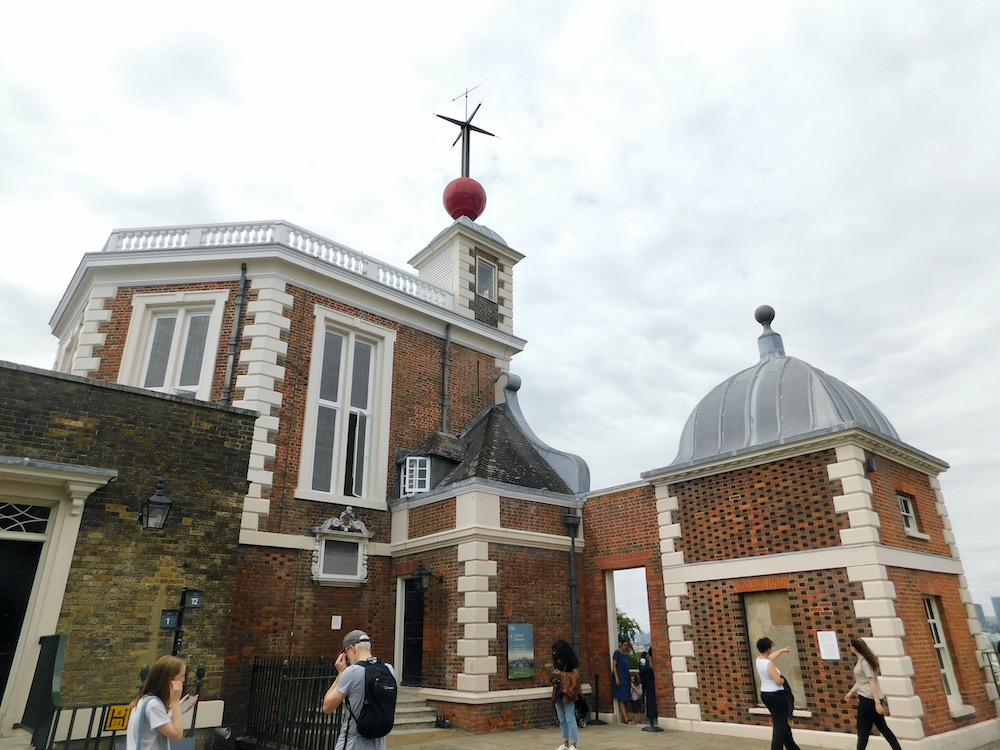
[118,290,229,401]
[897,493,918,531]
[297,306,395,510]
[476,257,497,302]
[310,510,371,587]
[924,595,962,711]
[897,492,930,540]
[403,456,430,495]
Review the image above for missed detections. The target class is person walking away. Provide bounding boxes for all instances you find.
[756,638,801,750]
[126,655,197,750]
[844,636,902,750]
[322,630,397,750]
[611,639,635,724]
[638,650,658,727]
[551,639,581,750]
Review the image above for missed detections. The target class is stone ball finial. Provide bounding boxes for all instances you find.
[443,177,487,221]
[754,305,775,327]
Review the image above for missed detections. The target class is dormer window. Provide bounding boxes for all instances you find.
[403,456,430,495]
[476,258,497,302]
[311,507,370,587]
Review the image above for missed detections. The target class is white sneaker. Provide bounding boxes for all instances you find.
[556,744,568,750]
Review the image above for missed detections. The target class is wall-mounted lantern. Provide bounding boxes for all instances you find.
[140,480,173,530]
[412,563,444,593]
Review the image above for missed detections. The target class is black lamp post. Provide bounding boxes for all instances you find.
[562,511,581,657]
[140,480,173,530]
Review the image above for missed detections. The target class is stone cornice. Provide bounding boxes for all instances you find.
[661,543,963,585]
[643,427,948,485]
[390,525,582,556]
[51,246,526,358]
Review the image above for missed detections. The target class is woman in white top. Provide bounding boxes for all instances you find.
[844,637,901,750]
[755,638,801,750]
[126,655,197,750]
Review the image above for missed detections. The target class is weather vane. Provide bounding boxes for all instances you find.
[435,79,496,179]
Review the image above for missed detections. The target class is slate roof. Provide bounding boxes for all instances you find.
[437,404,574,495]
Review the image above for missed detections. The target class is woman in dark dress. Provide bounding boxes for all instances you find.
[611,639,635,724]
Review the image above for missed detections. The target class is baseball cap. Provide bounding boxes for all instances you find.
[342,629,371,650]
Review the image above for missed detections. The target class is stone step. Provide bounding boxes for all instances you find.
[0,731,33,750]
[391,687,442,734]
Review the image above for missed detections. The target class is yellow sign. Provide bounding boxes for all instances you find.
[104,705,131,732]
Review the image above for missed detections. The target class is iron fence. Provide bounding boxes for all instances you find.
[244,657,342,750]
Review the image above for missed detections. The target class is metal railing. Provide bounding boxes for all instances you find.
[101,221,453,310]
[244,656,342,750]
[981,648,1000,695]
[20,635,68,748]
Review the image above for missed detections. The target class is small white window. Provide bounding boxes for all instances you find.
[897,493,918,532]
[924,595,961,710]
[311,508,370,587]
[476,258,497,301]
[403,457,430,495]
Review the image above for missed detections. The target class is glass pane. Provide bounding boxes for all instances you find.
[319,331,344,403]
[323,540,359,575]
[941,672,953,695]
[352,413,368,496]
[0,503,52,533]
[178,314,210,387]
[477,260,495,299]
[350,341,372,409]
[144,316,176,388]
[343,412,358,496]
[311,406,337,492]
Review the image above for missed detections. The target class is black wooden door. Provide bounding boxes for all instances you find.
[401,578,424,686]
[1,539,42,698]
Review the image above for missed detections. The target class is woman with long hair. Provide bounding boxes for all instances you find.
[756,637,801,750]
[126,655,197,750]
[844,637,902,750]
[551,639,581,750]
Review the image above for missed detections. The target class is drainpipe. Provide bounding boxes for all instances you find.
[221,263,248,405]
[441,323,452,433]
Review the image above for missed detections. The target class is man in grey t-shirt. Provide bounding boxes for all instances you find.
[322,629,396,750]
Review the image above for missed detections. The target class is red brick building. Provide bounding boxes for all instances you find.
[4,202,996,750]
[36,216,593,734]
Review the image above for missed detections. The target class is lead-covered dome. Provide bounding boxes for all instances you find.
[671,306,898,466]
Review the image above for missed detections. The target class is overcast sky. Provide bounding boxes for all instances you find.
[2,2,997,616]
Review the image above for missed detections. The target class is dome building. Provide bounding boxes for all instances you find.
[598,306,997,748]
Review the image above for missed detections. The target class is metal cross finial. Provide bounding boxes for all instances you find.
[435,82,496,178]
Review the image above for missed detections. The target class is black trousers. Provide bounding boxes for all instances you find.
[761,690,800,750]
[856,696,902,750]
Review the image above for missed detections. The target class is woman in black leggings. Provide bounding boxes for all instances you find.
[756,638,801,750]
[844,637,902,750]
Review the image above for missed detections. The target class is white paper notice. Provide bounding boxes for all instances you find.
[817,630,841,660]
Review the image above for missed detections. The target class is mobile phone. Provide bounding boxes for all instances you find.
[179,695,197,712]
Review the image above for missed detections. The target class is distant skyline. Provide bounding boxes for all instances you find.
[2,2,997,610]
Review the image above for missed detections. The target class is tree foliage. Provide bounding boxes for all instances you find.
[617,607,640,647]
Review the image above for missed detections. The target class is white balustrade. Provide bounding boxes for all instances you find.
[102,221,452,309]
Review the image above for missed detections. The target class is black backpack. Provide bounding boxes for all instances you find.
[344,659,397,739]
